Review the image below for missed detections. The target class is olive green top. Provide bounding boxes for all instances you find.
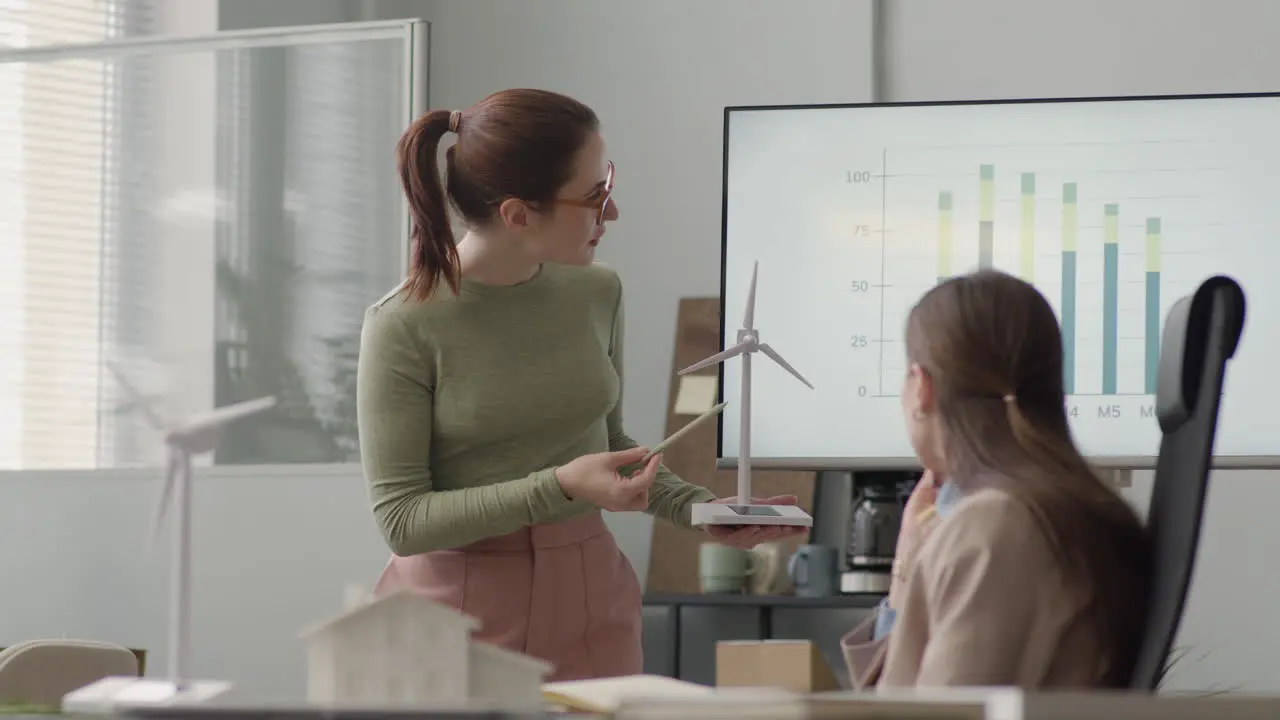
[357,261,716,555]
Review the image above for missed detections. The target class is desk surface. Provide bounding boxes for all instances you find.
[643,593,882,609]
[125,709,547,719]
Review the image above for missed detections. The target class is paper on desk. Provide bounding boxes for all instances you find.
[674,374,718,415]
[543,675,715,714]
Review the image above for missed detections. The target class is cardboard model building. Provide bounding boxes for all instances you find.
[301,589,552,709]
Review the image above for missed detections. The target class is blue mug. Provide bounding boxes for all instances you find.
[787,544,839,597]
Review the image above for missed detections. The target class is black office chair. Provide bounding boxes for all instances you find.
[1127,275,1246,690]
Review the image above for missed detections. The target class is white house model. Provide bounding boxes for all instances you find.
[300,589,552,709]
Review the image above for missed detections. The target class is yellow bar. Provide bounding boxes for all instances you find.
[1062,183,1077,252]
[979,165,994,222]
[938,191,953,279]
[1146,218,1161,271]
[1020,173,1035,279]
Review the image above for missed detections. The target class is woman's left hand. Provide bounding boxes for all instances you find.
[701,494,809,549]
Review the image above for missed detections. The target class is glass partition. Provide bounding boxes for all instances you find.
[0,19,428,469]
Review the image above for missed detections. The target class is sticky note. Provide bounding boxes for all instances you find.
[674,374,719,416]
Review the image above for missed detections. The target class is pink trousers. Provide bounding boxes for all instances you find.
[372,511,643,682]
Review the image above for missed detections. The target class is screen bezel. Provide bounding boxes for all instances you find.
[715,91,1280,471]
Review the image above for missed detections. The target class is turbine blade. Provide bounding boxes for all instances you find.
[743,261,759,331]
[150,448,181,549]
[106,362,167,430]
[174,396,277,438]
[758,343,814,389]
[678,344,749,375]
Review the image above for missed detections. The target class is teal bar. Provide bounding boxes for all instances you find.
[1102,203,1119,395]
[1145,271,1160,394]
[1062,251,1077,394]
[1145,217,1162,394]
[1062,182,1078,395]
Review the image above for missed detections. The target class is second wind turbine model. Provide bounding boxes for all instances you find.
[63,365,276,714]
[680,261,815,527]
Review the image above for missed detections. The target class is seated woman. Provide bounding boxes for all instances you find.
[841,269,1152,689]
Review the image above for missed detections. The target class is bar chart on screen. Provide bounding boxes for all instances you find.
[838,138,1224,432]
[722,95,1277,463]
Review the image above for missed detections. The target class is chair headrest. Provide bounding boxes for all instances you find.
[1155,275,1245,432]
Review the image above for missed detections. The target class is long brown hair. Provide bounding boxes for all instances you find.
[906,269,1151,686]
[394,89,599,300]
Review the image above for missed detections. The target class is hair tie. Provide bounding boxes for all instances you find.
[448,111,461,133]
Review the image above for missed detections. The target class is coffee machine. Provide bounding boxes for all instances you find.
[843,472,915,593]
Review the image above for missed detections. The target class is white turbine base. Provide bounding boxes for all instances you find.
[62,676,232,714]
[690,502,813,527]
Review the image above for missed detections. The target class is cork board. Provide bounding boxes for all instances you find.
[645,297,816,595]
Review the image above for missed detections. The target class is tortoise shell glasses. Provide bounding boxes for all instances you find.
[551,160,614,225]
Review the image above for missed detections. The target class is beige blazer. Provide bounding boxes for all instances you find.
[841,488,1109,689]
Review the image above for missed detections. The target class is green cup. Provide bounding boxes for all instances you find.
[699,542,758,594]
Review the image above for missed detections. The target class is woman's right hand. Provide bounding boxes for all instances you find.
[889,469,943,608]
[555,446,661,512]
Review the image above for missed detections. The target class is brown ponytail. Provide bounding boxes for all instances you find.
[396,110,460,301]
[1005,394,1091,481]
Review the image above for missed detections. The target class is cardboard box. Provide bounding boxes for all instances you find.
[715,640,841,693]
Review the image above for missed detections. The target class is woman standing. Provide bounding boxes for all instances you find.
[357,88,802,681]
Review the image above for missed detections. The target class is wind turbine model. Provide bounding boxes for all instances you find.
[680,261,815,528]
[63,365,276,714]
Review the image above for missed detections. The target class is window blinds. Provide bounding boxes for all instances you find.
[0,0,155,470]
[1,10,410,470]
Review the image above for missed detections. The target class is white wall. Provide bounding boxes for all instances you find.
[884,0,1280,694]
[883,0,1280,102]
